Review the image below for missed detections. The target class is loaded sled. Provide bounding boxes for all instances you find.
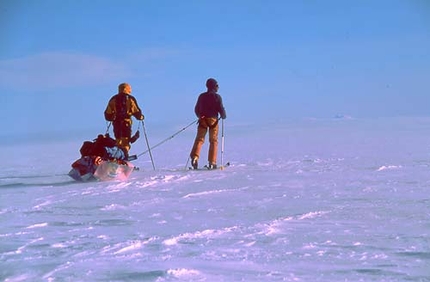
[68,134,135,182]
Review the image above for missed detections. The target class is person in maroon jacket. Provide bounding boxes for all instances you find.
[189,78,227,169]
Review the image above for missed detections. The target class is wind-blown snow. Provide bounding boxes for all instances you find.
[1,117,430,281]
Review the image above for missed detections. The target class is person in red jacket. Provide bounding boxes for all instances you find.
[104,83,144,153]
[189,78,227,169]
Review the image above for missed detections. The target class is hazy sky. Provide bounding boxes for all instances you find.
[1,0,430,136]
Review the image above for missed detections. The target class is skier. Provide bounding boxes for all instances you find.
[189,78,227,169]
[104,83,144,153]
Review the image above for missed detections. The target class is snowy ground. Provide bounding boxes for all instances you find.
[1,117,430,281]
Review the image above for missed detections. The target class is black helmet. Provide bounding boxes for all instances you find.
[206,78,218,89]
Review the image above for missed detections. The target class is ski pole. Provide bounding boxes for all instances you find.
[105,122,112,135]
[220,119,225,170]
[142,121,156,170]
[184,157,190,170]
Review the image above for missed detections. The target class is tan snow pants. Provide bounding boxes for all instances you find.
[190,117,219,165]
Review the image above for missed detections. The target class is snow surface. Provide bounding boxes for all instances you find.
[1,117,430,281]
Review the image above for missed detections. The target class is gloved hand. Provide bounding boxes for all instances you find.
[139,114,145,120]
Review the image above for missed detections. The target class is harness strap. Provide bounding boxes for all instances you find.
[198,117,219,129]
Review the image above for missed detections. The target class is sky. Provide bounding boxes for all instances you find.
[1,0,430,137]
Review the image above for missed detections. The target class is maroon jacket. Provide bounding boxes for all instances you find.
[194,90,227,119]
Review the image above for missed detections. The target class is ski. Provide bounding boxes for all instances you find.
[189,162,230,171]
